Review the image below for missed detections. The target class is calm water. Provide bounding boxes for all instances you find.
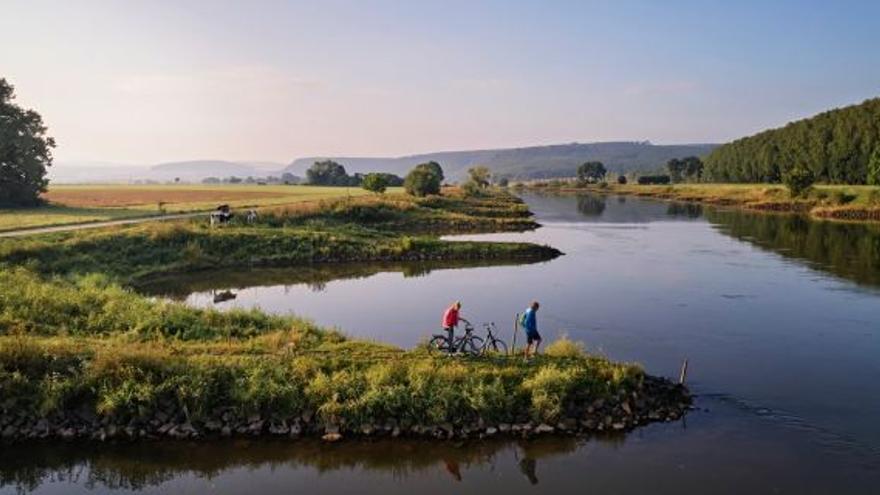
[7,193,880,494]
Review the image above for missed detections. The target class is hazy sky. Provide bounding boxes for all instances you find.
[2,0,879,165]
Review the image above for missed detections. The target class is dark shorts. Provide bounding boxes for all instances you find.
[525,329,541,344]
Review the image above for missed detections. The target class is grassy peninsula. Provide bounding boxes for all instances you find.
[0,189,689,442]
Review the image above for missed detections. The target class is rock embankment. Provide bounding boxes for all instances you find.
[0,377,690,443]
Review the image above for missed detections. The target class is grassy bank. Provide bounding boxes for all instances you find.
[518,182,880,222]
[0,191,555,283]
[0,332,687,442]
[0,189,689,442]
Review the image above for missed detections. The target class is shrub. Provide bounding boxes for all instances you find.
[637,175,671,185]
[544,336,585,358]
[520,365,579,422]
[361,173,388,194]
[461,180,483,197]
[404,167,441,197]
[867,146,880,185]
[782,165,815,198]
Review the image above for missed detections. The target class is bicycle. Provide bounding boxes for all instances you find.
[429,319,483,356]
[480,322,508,355]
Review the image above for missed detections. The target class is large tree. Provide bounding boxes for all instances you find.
[577,161,606,183]
[0,78,56,206]
[467,166,491,187]
[868,146,880,186]
[404,163,442,197]
[306,160,350,186]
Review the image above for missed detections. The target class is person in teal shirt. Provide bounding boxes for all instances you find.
[520,301,541,359]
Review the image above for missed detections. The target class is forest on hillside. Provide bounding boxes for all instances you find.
[704,98,880,184]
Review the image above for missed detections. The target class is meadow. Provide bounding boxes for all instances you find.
[0,184,389,232]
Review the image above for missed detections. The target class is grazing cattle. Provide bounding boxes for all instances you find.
[210,204,234,226]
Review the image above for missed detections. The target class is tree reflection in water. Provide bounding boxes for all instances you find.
[0,435,630,493]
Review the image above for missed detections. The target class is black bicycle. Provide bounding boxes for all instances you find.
[480,322,508,355]
[429,320,483,356]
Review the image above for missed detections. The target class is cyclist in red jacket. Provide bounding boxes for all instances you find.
[442,301,469,345]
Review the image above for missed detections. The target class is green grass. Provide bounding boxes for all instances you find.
[0,332,644,427]
[0,204,150,232]
[0,189,666,435]
[0,192,554,283]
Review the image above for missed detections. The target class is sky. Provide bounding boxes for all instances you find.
[1,0,879,165]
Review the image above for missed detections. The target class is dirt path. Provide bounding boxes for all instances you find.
[0,212,205,238]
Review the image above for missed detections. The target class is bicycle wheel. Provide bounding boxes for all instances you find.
[486,338,508,355]
[429,335,451,354]
[463,336,484,356]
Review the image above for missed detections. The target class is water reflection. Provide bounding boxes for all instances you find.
[141,258,552,300]
[576,195,606,217]
[707,209,880,289]
[0,437,585,493]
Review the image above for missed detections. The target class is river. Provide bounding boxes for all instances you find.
[5,192,880,494]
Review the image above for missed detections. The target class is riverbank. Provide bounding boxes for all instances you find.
[0,333,690,442]
[516,182,880,222]
[0,190,558,283]
[0,189,689,443]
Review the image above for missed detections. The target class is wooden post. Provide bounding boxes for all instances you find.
[511,313,519,356]
[679,358,689,385]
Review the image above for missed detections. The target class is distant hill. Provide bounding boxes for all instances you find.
[150,160,286,181]
[704,98,880,184]
[284,142,718,181]
[49,160,288,184]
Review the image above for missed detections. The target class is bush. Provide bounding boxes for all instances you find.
[461,180,483,197]
[617,175,627,185]
[361,173,388,194]
[637,175,671,185]
[544,336,585,358]
[404,166,441,197]
[782,165,815,198]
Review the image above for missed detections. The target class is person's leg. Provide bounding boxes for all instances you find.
[534,338,542,355]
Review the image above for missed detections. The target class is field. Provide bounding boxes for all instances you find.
[0,185,391,232]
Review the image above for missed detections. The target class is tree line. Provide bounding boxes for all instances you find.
[704,98,880,184]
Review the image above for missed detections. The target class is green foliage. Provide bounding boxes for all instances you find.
[306,160,360,186]
[544,336,586,358]
[782,165,815,197]
[467,166,491,188]
[0,78,56,207]
[361,173,388,194]
[577,161,606,184]
[0,335,644,428]
[0,268,330,341]
[704,98,880,184]
[667,156,703,183]
[637,175,671,185]
[415,161,444,182]
[868,146,880,186]
[461,180,483,197]
[404,163,443,197]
